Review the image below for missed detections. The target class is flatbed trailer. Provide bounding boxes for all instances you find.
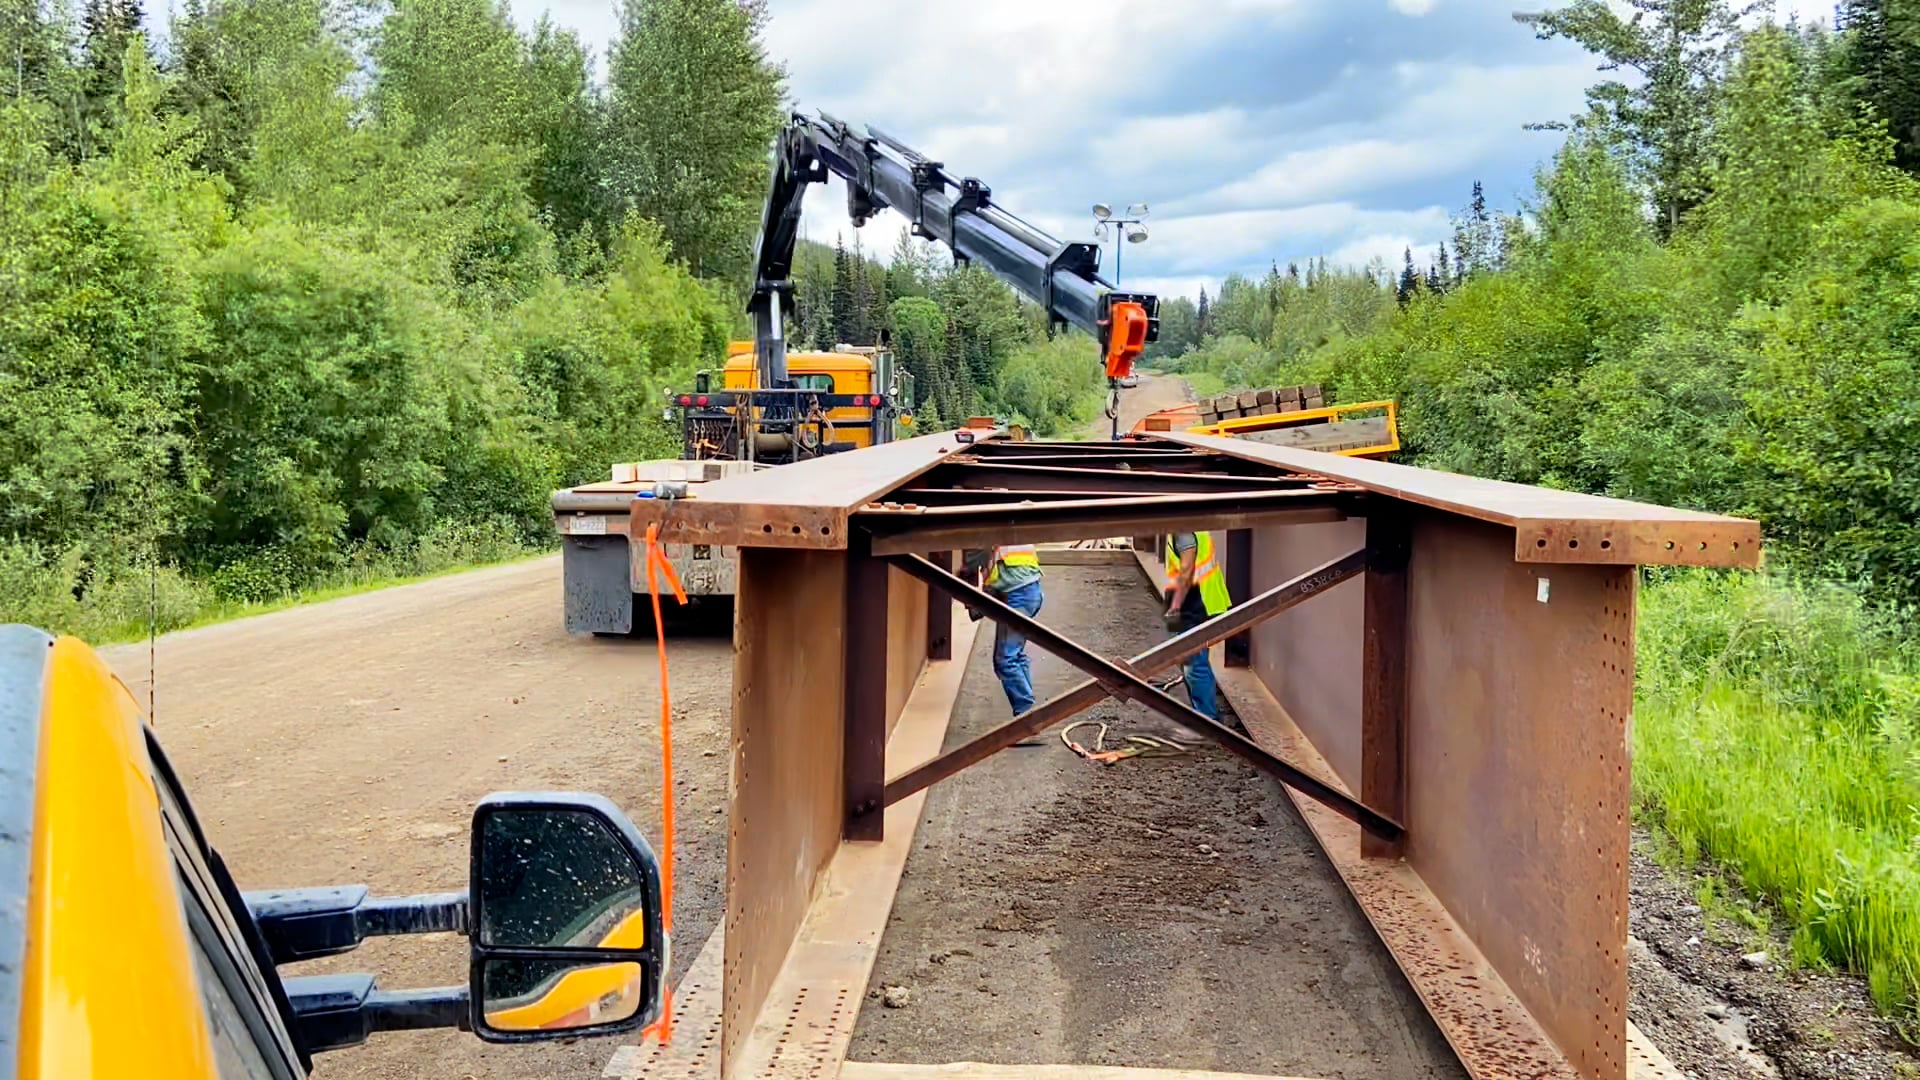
[615,428,1759,1080]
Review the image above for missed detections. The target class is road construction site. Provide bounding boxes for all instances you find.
[99,373,1916,1080]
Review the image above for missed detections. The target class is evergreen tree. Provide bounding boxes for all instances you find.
[1397,246,1418,305]
[1433,242,1450,292]
[849,233,872,343]
[1196,286,1211,338]
[866,262,890,345]
[78,0,141,155]
[1841,0,1920,174]
[830,235,856,347]
[1286,261,1301,284]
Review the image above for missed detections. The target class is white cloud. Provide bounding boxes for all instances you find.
[1146,203,1451,273]
[502,0,1602,295]
[1088,108,1254,176]
[1177,137,1467,213]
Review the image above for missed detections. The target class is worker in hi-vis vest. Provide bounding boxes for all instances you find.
[970,544,1044,714]
[1164,531,1232,721]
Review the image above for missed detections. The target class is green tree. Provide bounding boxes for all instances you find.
[1735,198,1920,591]
[1841,0,1920,173]
[1520,0,1758,234]
[995,333,1104,436]
[520,20,606,247]
[1145,295,1198,360]
[888,295,945,408]
[602,0,783,283]
[829,235,855,347]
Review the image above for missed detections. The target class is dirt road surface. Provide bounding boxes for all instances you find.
[848,564,1465,1078]
[105,556,733,1080]
[1089,370,1193,440]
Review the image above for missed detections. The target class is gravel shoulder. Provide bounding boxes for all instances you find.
[106,555,735,1080]
[1627,831,1920,1080]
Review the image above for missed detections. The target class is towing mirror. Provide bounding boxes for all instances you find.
[469,793,666,1042]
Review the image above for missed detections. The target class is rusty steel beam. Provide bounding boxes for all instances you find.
[629,428,993,550]
[925,550,953,661]
[880,548,1368,807]
[860,490,1351,555]
[885,487,1178,506]
[843,532,889,841]
[929,460,1318,494]
[1157,430,1762,567]
[1225,528,1253,668]
[882,552,1403,841]
[1360,510,1410,860]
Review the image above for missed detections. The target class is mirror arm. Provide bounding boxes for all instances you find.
[284,975,468,1054]
[246,886,469,965]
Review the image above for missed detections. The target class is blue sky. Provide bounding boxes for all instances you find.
[508,0,1835,301]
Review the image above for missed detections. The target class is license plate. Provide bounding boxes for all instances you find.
[692,545,712,560]
[565,515,607,535]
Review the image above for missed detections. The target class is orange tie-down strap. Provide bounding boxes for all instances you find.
[640,525,687,1042]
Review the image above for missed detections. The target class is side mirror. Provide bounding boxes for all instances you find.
[468,794,666,1042]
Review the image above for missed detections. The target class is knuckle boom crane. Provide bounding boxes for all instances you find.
[751,111,1158,394]
[551,114,1161,636]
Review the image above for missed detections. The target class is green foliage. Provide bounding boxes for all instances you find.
[603,0,783,284]
[1635,571,1920,1017]
[994,333,1105,437]
[0,6,750,634]
[1735,197,1920,589]
[1520,0,1755,233]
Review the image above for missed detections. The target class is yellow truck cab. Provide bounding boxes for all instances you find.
[719,341,897,450]
[0,625,667,1078]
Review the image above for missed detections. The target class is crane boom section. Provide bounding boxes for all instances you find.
[750,112,1156,386]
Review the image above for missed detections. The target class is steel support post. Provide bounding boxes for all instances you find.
[1225,528,1253,668]
[1361,510,1411,859]
[885,552,1402,841]
[926,551,953,661]
[844,531,889,841]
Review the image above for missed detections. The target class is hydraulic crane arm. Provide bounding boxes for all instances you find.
[750,111,1157,388]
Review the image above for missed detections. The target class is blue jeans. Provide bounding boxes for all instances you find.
[991,580,1044,714]
[1180,608,1219,721]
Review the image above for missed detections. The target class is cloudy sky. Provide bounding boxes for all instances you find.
[512,0,1835,301]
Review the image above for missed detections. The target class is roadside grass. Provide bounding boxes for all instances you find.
[1634,569,1920,1025]
[1182,370,1227,398]
[1,520,549,645]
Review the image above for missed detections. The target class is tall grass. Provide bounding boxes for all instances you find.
[1634,570,1920,1021]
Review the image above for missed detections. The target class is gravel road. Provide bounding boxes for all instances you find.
[106,555,734,1080]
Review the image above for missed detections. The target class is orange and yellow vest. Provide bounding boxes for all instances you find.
[1165,533,1231,616]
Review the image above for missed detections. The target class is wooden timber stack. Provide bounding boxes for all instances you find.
[1199,384,1325,426]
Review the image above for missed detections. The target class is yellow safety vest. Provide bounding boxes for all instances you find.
[1165,533,1231,616]
[985,544,1040,589]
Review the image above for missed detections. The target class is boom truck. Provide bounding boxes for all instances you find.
[554,112,1159,634]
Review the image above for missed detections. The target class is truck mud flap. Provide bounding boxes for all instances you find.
[563,535,634,635]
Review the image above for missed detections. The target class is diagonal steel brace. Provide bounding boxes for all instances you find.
[883,551,1405,841]
[883,549,1367,807]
